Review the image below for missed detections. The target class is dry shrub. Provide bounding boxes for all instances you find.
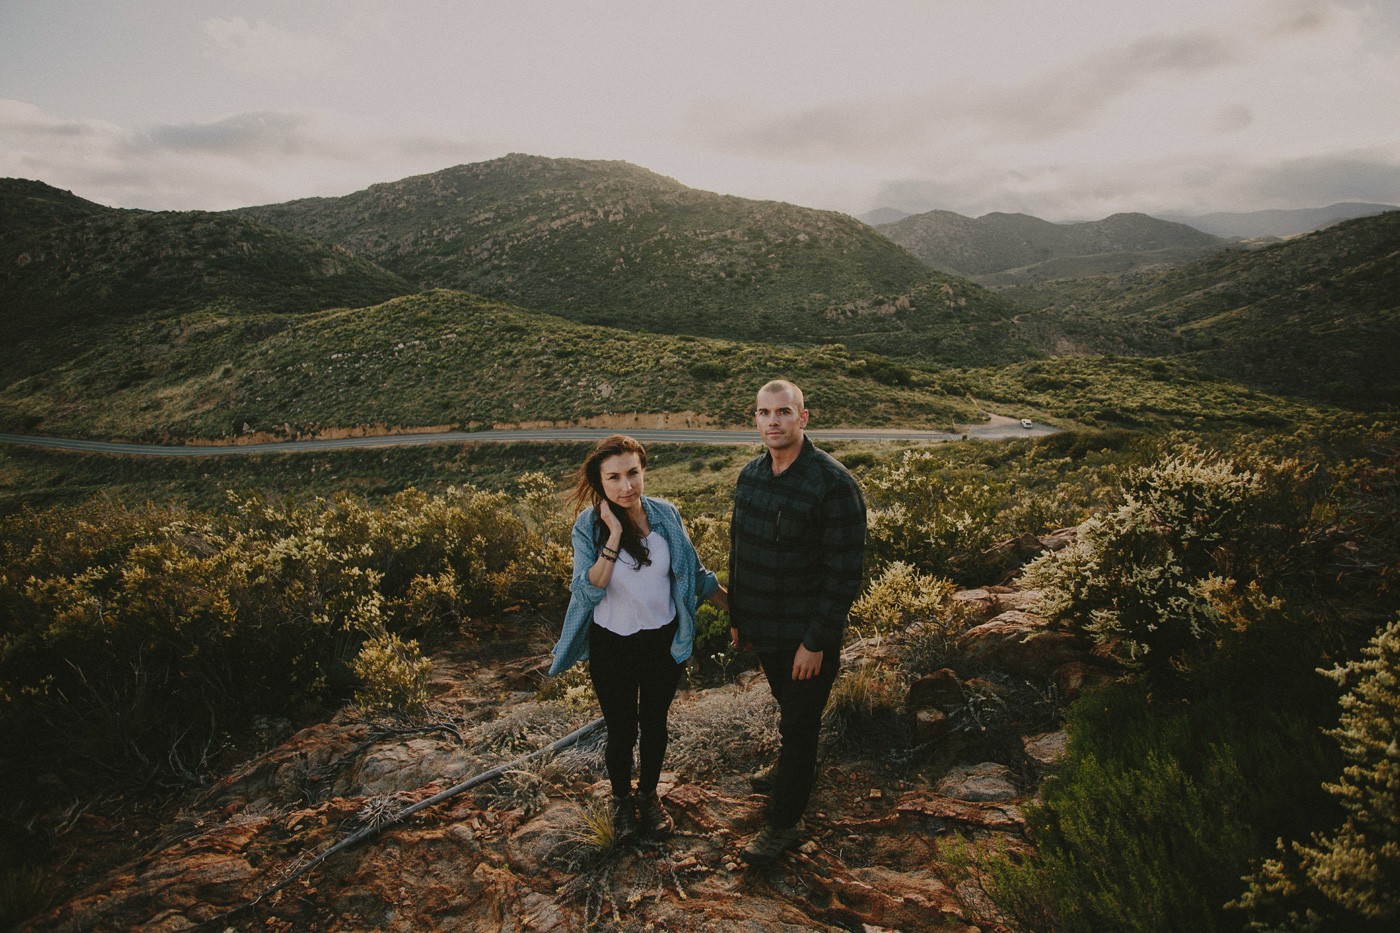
[665,687,779,777]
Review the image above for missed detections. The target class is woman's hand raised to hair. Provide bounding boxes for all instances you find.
[598,499,624,538]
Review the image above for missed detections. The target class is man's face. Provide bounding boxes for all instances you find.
[755,388,808,452]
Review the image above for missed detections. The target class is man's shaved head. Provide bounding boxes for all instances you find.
[757,379,804,411]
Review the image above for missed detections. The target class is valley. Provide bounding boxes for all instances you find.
[1,154,1397,933]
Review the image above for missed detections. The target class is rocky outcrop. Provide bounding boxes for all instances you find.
[956,610,1083,676]
[20,572,1106,933]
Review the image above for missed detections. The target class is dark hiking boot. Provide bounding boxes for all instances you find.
[611,794,639,844]
[637,793,672,839]
[740,818,805,866]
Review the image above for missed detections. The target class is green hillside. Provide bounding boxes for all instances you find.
[0,177,113,235]
[234,154,1033,365]
[0,180,414,379]
[0,289,978,440]
[1002,211,1400,405]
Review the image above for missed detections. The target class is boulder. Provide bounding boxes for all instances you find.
[935,762,1017,802]
[956,610,1083,676]
[1053,660,1117,701]
[914,709,952,744]
[905,669,963,712]
[991,588,1043,613]
[950,588,997,621]
[1022,731,1070,776]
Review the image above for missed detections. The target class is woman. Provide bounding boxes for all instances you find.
[550,435,727,842]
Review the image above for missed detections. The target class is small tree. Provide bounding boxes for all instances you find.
[1233,615,1400,932]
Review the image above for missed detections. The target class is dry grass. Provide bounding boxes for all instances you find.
[665,686,780,778]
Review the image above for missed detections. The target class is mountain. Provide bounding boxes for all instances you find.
[859,206,911,226]
[0,176,113,235]
[1010,210,1400,405]
[0,179,414,379]
[1159,202,1400,239]
[876,209,1224,279]
[231,154,1030,364]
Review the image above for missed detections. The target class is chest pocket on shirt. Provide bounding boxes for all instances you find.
[773,505,818,549]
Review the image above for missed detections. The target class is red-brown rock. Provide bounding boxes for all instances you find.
[956,610,1084,676]
[906,669,964,711]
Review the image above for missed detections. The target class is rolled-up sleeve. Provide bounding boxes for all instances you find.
[569,515,607,606]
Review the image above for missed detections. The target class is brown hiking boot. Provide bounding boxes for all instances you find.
[740,818,805,866]
[637,793,672,839]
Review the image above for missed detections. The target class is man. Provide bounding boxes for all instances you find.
[728,379,867,866]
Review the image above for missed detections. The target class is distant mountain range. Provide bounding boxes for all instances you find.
[875,210,1224,280]
[1157,202,1399,239]
[231,154,1029,365]
[1005,210,1400,405]
[1,158,1395,443]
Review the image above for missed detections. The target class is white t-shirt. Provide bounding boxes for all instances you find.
[594,532,677,635]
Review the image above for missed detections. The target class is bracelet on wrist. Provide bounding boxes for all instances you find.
[601,552,617,562]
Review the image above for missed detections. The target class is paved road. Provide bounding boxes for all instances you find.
[0,423,1057,458]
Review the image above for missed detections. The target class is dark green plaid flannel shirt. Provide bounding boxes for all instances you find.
[728,436,867,653]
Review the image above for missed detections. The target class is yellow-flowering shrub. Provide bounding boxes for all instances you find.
[0,482,571,784]
[849,561,957,637]
[351,632,432,717]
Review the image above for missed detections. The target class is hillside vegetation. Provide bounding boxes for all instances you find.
[877,209,1223,278]
[234,154,1033,364]
[0,289,978,441]
[0,181,414,380]
[1000,210,1400,405]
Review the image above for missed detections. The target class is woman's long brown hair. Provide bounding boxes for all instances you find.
[566,434,652,570]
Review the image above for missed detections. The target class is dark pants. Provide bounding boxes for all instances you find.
[758,645,840,828]
[588,618,682,799]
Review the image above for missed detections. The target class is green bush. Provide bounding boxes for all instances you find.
[1021,448,1317,678]
[864,451,1009,582]
[981,680,1338,933]
[352,632,432,717]
[1233,615,1400,932]
[0,484,569,785]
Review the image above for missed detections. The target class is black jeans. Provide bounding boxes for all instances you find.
[588,618,683,799]
[758,644,840,828]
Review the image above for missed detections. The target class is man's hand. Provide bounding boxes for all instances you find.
[792,645,823,681]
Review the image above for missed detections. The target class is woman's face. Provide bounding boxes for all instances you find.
[598,452,644,511]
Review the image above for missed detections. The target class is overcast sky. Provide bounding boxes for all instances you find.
[2,0,1398,221]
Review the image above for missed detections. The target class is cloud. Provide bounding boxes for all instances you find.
[1237,149,1400,206]
[0,99,490,210]
[141,112,342,161]
[201,16,338,80]
[1209,104,1254,134]
[691,23,1243,162]
[1262,0,1335,37]
[971,31,1238,143]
